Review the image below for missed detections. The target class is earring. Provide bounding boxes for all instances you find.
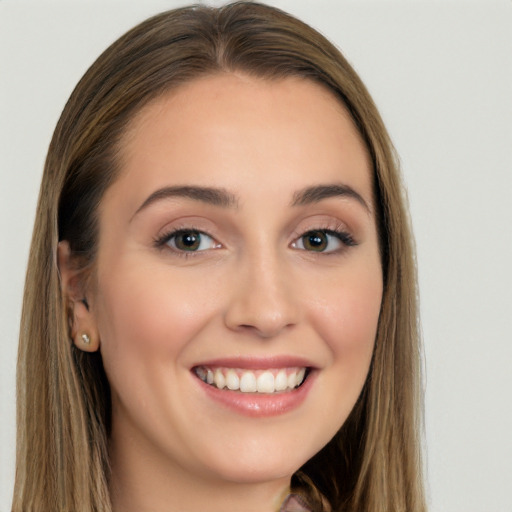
[81,333,91,345]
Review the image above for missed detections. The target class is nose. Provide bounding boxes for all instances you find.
[223,249,299,338]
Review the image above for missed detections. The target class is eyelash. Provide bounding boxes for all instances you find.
[289,222,357,255]
[293,228,356,252]
[153,225,357,258]
[153,226,216,258]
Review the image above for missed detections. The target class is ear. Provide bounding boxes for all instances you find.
[58,241,100,352]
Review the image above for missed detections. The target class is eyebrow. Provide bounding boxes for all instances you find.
[133,185,238,217]
[291,183,370,212]
[133,182,370,219]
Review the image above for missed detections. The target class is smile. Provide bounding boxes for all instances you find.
[193,366,308,394]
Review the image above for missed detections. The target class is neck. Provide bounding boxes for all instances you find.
[109,435,291,512]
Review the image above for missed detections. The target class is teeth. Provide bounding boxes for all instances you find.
[287,372,297,389]
[240,372,257,392]
[214,368,226,389]
[257,371,275,393]
[196,367,206,381]
[195,366,308,394]
[274,370,288,391]
[225,369,239,390]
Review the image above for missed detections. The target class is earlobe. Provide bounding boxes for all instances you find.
[74,332,100,352]
[58,241,100,352]
[70,300,101,352]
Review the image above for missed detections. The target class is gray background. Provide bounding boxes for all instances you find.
[1,1,511,511]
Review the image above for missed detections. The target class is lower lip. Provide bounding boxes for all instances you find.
[194,370,315,417]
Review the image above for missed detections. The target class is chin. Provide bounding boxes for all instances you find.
[209,459,300,485]
[194,433,321,485]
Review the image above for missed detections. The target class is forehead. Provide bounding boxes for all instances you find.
[110,73,373,211]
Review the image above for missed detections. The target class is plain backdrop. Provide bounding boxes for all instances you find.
[1,1,511,511]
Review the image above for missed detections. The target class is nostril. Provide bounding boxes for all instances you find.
[233,320,294,339]
[223,267,299,337]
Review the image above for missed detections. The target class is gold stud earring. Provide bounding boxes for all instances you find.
[81,333,91,344]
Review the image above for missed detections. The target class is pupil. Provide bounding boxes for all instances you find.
[179,232,200,250]
[305,231,327,251]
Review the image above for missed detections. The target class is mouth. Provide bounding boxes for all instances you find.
[191,357,316,417]
[193,366,309,394]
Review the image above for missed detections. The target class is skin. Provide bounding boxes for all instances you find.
[60,73,383,512]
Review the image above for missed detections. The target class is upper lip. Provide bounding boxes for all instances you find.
[191,355,316,370]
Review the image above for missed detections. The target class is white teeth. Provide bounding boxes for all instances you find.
[214,368,226,389]
[226,369,240,390]
[195,366,308,394]
[240,372,257,392]
[257,371,275,393]
[274,370,288,391]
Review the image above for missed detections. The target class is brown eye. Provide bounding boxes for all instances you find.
[302,231,328,252]
[174,231,201,251]
[291,229,354,253]
[164,230,218,252]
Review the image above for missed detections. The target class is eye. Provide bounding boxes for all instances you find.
[159,229,219,252]
[291,229,354,253]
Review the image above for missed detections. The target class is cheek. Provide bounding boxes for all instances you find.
[309,258,382,375]
[92,259,219,389]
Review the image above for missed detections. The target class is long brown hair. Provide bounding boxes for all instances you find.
[14,3,425,511]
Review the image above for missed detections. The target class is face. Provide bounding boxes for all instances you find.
[88,73,382,487]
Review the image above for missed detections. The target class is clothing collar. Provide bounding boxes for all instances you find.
[280,493,312,512]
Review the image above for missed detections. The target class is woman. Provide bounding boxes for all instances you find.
[13,2,425,511]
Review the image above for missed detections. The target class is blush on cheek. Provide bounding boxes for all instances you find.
[313,284,381,355]
[95,263,218,372]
